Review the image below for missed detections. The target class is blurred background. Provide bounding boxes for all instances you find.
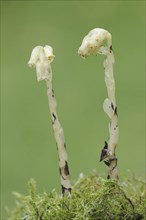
[1,1,145,218]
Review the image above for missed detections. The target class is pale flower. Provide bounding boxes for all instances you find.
[78,28,112,58]
[28,45,55,81]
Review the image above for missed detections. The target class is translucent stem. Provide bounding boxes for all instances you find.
[45,72,72,195]
[100,47,119,180]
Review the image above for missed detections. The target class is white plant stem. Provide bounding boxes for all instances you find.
[45,76,72,195]
[99,46,119,179]
[28,45,72,195]
[78,28,119,180]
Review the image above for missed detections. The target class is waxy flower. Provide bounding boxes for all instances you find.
[28,45,72,195]
[78,28,112,58]
[78,28,119,180]
[28,45,55,81]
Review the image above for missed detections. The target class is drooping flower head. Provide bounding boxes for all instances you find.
[78,28,112,58]
[28,45,55,81]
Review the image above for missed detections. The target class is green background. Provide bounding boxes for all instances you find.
[1,1,145,218]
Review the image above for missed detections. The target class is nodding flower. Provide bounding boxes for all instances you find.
[28,45,55,81]
[78,28,119,180]
[78,28,112,58]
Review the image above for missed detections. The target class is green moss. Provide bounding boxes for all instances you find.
[9,173,146,220]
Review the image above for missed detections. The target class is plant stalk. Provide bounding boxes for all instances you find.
[45,75,72,195]
[99,46,119,180]
[28,45,72,195]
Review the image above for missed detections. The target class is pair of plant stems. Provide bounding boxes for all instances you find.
[28,28,119,196]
